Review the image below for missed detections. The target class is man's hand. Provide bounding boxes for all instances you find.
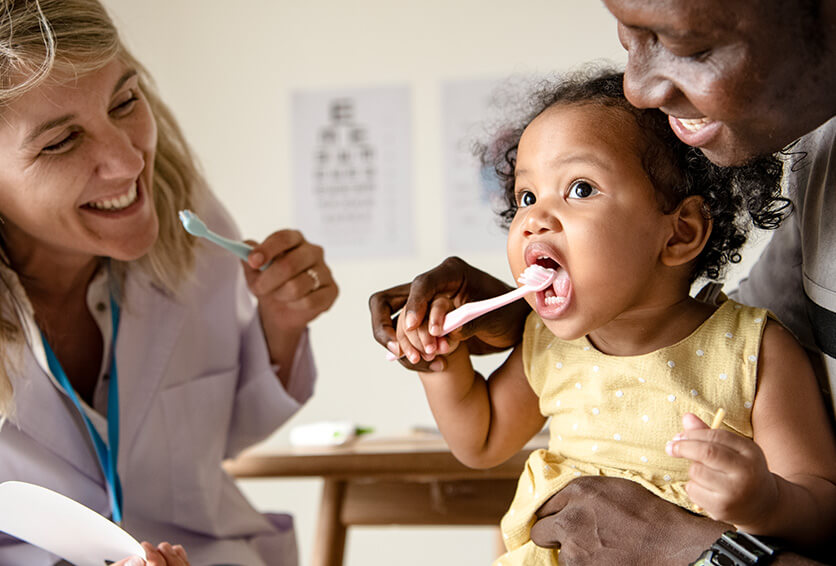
[529,476,728,565]
[369,257,529,371]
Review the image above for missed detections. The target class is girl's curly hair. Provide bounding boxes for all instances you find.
[480,67,792,282]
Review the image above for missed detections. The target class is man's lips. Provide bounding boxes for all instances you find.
[668,115,723,147]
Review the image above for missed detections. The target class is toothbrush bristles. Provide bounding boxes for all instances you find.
[518,265,557,291]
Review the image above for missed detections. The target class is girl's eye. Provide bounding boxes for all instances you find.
[567,180,599,199]
[517,190,536,208]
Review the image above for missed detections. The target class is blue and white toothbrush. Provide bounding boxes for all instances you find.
[178,209,268,269]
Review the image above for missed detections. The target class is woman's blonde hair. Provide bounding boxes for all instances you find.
[0,0,204,416]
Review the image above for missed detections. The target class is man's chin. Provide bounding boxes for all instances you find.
[697,144,763,168]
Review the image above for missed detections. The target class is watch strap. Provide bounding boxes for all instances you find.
[690,530,780,566]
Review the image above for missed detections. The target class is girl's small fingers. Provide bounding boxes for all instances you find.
[667,437,738,472]
[436,336,453,355]
[415,322,440,358]
[684,479,723,517]
[679,428,753,457]
[682,412,710,431]
[686,459,729,490]
[398,327,426,365]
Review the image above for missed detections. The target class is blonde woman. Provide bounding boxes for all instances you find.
[0,1,337,565]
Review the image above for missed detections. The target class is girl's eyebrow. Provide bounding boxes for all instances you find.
[21,69,139,148]
[516,152,611,177]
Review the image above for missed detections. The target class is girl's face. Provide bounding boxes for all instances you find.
[507,103,674,341]
[0,58,159,271]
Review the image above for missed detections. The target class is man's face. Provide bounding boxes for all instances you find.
[603,0,836,165]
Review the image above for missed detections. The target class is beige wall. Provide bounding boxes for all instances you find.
[101,1,770,564]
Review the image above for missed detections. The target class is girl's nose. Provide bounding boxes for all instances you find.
[522,204,561,237]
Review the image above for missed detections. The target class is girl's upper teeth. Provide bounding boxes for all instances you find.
[89,183,138,210]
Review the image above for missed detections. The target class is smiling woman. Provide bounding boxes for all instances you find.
[0,1,337,565]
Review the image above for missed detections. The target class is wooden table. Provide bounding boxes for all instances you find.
[223,432,546,566]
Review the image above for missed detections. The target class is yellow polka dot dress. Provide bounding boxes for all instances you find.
[495,299,768,566]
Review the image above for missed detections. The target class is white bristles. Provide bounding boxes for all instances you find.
[518,264,557,290]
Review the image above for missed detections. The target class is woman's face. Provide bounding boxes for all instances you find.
[604,0,836,166]
[0,58,159,270]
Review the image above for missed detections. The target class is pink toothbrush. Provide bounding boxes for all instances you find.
[386,264,557,361]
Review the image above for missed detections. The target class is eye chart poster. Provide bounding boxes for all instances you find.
[291,86,412,259]
[441,77,511,254]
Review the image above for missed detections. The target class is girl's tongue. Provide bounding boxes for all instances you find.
[539,267,571,313]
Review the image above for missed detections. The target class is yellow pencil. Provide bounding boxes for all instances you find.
[710,407,726,429]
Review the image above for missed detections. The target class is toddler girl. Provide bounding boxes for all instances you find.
[393,69,836,564]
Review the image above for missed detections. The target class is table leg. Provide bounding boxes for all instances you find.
[311,478,347,566]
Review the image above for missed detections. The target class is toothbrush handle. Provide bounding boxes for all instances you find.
[204,232,253,262]
[384,284,532,362]
[441,285,531,335]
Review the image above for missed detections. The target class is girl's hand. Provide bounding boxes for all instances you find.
[394,294,460,368]
[369,257,529,371]
[244,230,338,334]
[113,541,189,566]
[666,413,779,527]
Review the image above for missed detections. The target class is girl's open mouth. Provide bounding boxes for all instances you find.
[531,256,572,318]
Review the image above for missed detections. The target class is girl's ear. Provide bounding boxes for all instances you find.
[661,196,712,267]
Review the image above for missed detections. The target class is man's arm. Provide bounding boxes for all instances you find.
[529,476,833,565]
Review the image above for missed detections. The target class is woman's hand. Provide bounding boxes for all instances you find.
[244,230,338,333]
[113,541,189,566]
[242,230,337,384]
[666,412,779,529]
[369,257,529,371]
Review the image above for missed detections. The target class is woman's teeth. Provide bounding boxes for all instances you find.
[678,117,712,132]
[88,184,138,211]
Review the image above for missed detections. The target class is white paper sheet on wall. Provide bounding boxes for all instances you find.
[441,78,511,254]
[292,86,413,259]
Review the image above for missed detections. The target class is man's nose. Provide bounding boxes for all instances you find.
[618,24,680,110]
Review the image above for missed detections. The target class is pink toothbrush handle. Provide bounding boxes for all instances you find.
[384,283,534,361]
[440,285,531,335]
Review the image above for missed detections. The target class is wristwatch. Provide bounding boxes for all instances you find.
[690,530,780,566]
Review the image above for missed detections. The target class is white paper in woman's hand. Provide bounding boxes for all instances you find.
[0,481,145,566]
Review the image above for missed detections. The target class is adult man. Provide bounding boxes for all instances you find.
[370,0,836,563]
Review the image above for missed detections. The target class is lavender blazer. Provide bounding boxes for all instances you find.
[0,196,315,565]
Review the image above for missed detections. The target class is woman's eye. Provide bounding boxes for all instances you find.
[110,92,139,116]
[517,190,536,207]
[567,180,599,199]
[41,130,81,154]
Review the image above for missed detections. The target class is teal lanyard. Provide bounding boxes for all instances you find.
[40,295,123,524]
